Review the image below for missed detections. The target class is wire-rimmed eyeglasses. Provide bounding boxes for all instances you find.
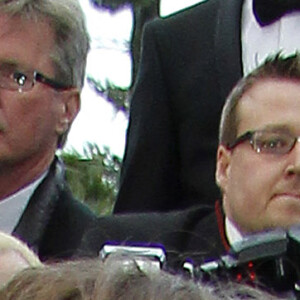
[227,129,300,155]
[0,63,72,92]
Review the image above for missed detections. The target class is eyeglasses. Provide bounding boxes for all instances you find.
[0,63,72,92]
[228,130,300,155]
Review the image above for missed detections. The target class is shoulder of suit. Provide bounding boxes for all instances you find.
[146,0,220,33]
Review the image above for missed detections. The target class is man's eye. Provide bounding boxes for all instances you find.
[261,137,287,149]
[13,72,27,86]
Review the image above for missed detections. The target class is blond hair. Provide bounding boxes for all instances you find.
[0,232,42,268]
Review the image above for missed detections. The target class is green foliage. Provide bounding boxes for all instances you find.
[88,0,160,108]
[61,143,121,216]
[87,77,129,113]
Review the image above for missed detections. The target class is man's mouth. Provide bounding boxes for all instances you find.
[272,193,300,201]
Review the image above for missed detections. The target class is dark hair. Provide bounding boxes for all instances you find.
[219,52,300,147]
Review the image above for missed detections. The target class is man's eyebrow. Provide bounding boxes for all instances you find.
[260,124,291,132]
[0,59,28,70]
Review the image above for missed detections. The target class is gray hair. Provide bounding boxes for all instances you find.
[0,0,90,147]
[0,0,90,90]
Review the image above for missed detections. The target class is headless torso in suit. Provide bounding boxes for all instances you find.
[115,0,243,212]
[79,202,228,268]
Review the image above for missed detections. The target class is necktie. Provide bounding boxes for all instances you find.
[253,0,300,26]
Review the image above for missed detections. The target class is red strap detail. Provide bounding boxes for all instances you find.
[215,200,230,252]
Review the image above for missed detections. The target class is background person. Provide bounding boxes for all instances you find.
[0,0,95,261]
[0,254,281,300]
[114,0,300,213]
[80,53,300,280]
[0,259,98,300]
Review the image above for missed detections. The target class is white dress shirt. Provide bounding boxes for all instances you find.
[225,217,244,245]
[242,0,300,75]
[0,172,47,234]
[225,0,300,246]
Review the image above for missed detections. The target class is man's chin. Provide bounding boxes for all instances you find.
[239,220,298,235]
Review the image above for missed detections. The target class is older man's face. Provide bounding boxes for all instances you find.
[216,78,300,234]
[0,14,78,173]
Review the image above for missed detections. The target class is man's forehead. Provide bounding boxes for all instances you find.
[236,78,300,134]
[0,14,55,73]
[0,13,53,40]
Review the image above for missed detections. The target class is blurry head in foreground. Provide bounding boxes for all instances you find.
[0,232,42,287]
[0,254,283,300]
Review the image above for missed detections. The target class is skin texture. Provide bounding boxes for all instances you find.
[0,14,79,199]
[216,78,300,234]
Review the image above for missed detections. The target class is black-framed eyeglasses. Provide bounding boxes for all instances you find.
[227,129,300,155]
[0,63,72,92]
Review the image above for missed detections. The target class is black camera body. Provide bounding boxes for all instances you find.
[185,226,300,297]
[99,225,300,298]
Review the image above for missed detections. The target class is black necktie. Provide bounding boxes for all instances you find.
[253,0,300,26]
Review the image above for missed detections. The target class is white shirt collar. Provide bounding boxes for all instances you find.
[242,0,300,75]
[225,217,244,246]
[0,171,48,234]
[225,0,300,250]
[226,0,300,247]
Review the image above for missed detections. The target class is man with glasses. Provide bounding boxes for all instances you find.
[215,53,300,240]
[80,53,300,269]
[0,0,95,261]
[115,0,300,214]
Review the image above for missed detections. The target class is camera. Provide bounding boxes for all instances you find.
[99,225,300,298]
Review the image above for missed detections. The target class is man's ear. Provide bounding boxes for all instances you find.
[55,88,80,135]
[215,145,231,193]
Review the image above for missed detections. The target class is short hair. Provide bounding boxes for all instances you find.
[0,0,89,90]
[219,52,300,147]
[0,0,90,148]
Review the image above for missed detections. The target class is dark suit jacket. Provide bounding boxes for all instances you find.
[12,157,96,261]
[114,0,243,213]
[78,204,228,268]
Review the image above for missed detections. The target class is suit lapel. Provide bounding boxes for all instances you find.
[13,158,63,253]
[215,0,244,102]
